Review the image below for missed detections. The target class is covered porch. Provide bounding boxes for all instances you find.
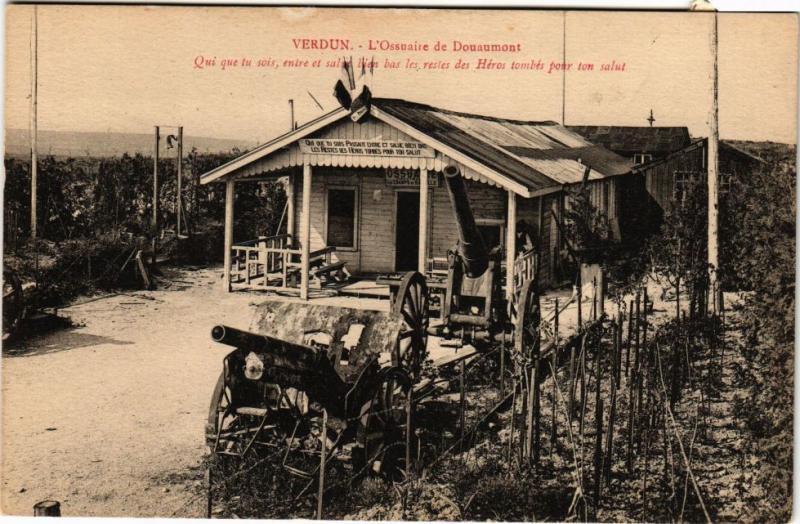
[216,161,531,305]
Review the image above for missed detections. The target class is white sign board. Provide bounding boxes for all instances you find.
[299,138,435,158]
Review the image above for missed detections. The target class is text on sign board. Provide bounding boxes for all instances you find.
[385,169,440,187]
[299,138,435,158]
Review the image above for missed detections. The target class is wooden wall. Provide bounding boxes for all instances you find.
[290,166,509,275]
[429,177,507,259]
[292,167,397,274]
[640,141,706,213]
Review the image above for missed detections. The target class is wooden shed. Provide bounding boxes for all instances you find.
[633,137,767,214]
[200,98,632,299]
[567,125,692,165]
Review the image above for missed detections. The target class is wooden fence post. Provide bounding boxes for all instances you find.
[593,328,604,507]
[605,363,617,482]
[551,298,559,454]
[533,363,541,465]
[34,501,60,517]
[207,461,213,518]
[639,291,648,425]
[317,409,328,520]
[579,335,587,437]
[625,299,634,378]
[594,397,604,518]
[509,380,517,465]
[569,335,576,420]
[577,279,583,331]
[525,365,536,461]
[406,389,413,478]
[500,341,505,396]
[614,303,624,388]
[459,360,466,451]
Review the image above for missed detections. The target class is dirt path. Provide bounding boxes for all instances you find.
[674,308,767,522]
[1,267,259,517]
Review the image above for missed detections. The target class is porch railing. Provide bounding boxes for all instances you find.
[230,235,347,294]
[513,248,537,294]
[231,234,302,292]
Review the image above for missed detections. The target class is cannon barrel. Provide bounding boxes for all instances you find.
[212,324,266,350]
[211,324,321,372]
[442,165,489,277]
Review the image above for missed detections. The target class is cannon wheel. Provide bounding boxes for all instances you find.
[205,371,272,457]
[357,367,412,479]
[3,269,24,339]
[392,271,429,380]
[206,371,227,449]
[514,278,541,357]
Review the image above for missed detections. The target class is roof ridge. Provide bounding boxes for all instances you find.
[373,97,559,127]
[566,124,690,131]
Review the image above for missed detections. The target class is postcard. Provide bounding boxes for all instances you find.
[2,5,796,522]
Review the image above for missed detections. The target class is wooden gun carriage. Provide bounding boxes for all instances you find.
[386,165,541,356]
[206,287,428,479]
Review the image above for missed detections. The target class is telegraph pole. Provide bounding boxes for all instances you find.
[177,126,183,236]
[30,6,38,239]
[708,12,721,313]
[561,11,566,126]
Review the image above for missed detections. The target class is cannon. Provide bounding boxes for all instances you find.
[206,294,428,480]
[432,165,540,355]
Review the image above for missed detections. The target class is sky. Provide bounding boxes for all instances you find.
[3,6,797,144]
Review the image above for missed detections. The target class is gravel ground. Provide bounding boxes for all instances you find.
[1,267,258,517]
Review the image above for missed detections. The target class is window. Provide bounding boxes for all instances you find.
[326,188,358,249]
[633,153,653,165]
[673,171,700,207]
[475,219,504,253]
[719,172,732,194]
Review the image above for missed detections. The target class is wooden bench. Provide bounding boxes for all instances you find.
[286,246,350,289]
[309,260,350,288]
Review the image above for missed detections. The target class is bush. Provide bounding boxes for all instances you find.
[2,148,286,250]
[3,148,287,310]
[720,145,795,522]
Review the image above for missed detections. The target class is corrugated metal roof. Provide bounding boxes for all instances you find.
[374,98,632,190]
[566,125,691,156]
[505,145,633,184]
[201,98,634,191]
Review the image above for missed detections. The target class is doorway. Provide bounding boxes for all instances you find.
[395,191,419,272]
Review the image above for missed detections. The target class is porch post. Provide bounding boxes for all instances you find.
[300,162,312,300]
[286,172,295,239]
[222,179,235,292]
[505,191,517,302]
[418,168,429,274]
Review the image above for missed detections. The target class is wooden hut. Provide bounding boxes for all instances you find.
[200,97,632,299]
[633,137,767,213]
[567,125,692,165]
